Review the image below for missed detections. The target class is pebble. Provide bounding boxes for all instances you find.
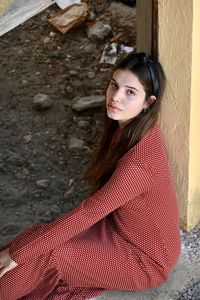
[83,43,97,54]
[88,11,96,21]
[33,93,53,110]
[64,186,74,198]
[36,179,49,189]
[21,134,32,144]
[49,31,56,37]
[72,79,82,88]
[178,281,200,300]
[77,120,88,129]
[17,49,24,56]
[61,74,70,80]
[87,71,96,79]
[69,137,84,150]
[65,85,74,94]
[69,70,78,76]
[41,15,47,22]
[43,37,51,44]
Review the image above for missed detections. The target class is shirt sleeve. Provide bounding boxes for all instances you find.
[9,156,154,264]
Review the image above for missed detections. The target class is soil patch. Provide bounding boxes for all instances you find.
[0,1,136,246]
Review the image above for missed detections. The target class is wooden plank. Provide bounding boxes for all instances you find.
[0,0,55,37]
[152,0,158,57]
[136,0,153,55]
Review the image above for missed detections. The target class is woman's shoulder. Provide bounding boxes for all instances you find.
[119,123,168,170]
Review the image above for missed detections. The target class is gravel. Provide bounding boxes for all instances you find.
[176,224,200,299]
[177,281,200,300]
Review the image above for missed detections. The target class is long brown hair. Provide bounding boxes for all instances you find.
[85,52,166,194]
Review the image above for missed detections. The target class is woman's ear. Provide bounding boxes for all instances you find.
[144,95,157,109]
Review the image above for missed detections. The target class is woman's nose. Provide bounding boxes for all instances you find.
[112,89,123,102]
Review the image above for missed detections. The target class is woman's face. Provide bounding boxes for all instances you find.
[106,69,148,127]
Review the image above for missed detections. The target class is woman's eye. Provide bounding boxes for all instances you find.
[110,82,118,89]
[127,89,136,96]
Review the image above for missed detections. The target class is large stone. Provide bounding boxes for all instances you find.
[33,93,53,110]
[87,21,112,42]
[71,95,104,112]
[49,3,89,34]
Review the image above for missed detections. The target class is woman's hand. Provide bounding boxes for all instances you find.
[0,248,18,278]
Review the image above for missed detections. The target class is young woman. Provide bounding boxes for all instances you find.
[0,52,181,300]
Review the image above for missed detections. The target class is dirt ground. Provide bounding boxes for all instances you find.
[0,1,136,247]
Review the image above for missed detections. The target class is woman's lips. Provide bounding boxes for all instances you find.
[107,104,121,112]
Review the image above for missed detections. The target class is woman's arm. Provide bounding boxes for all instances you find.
[0,249,18,278]
[9,157,154,265]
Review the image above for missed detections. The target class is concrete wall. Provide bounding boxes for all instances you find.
[158,0,200,230]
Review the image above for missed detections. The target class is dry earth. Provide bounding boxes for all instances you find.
[0,0,136,247]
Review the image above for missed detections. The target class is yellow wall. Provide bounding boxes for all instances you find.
[158,0,200,230]
[158,0,192,228]
[188,0,200,229]
[136,0,200,230]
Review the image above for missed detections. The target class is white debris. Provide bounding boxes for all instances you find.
[120,44,134,54]
[100,43,118,65]
[55,0,81,10]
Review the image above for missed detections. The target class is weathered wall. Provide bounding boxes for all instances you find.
[158,0,200,230]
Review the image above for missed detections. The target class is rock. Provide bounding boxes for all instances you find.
[88,11,96,21]
[17,49,24,56]
[50,205,61,215]
[65,85,74,94]
[49,51,60,58]
[87,21,112,42]
[71,95,104,112]
[64,186,74,198]
[77,120,88,128]
[69,137,84,150]
[43,37,51,44]
[68,178,74,187]
[36,179,49,189]
[87,71,96,79]
[49,3,89,34]
[21,134,32,144]
[69,70,78,76]
[83,43,97,54]
[49,31,56,37]
[72,79,82,88]
[41,15,48,22]
[33,93,53,110]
